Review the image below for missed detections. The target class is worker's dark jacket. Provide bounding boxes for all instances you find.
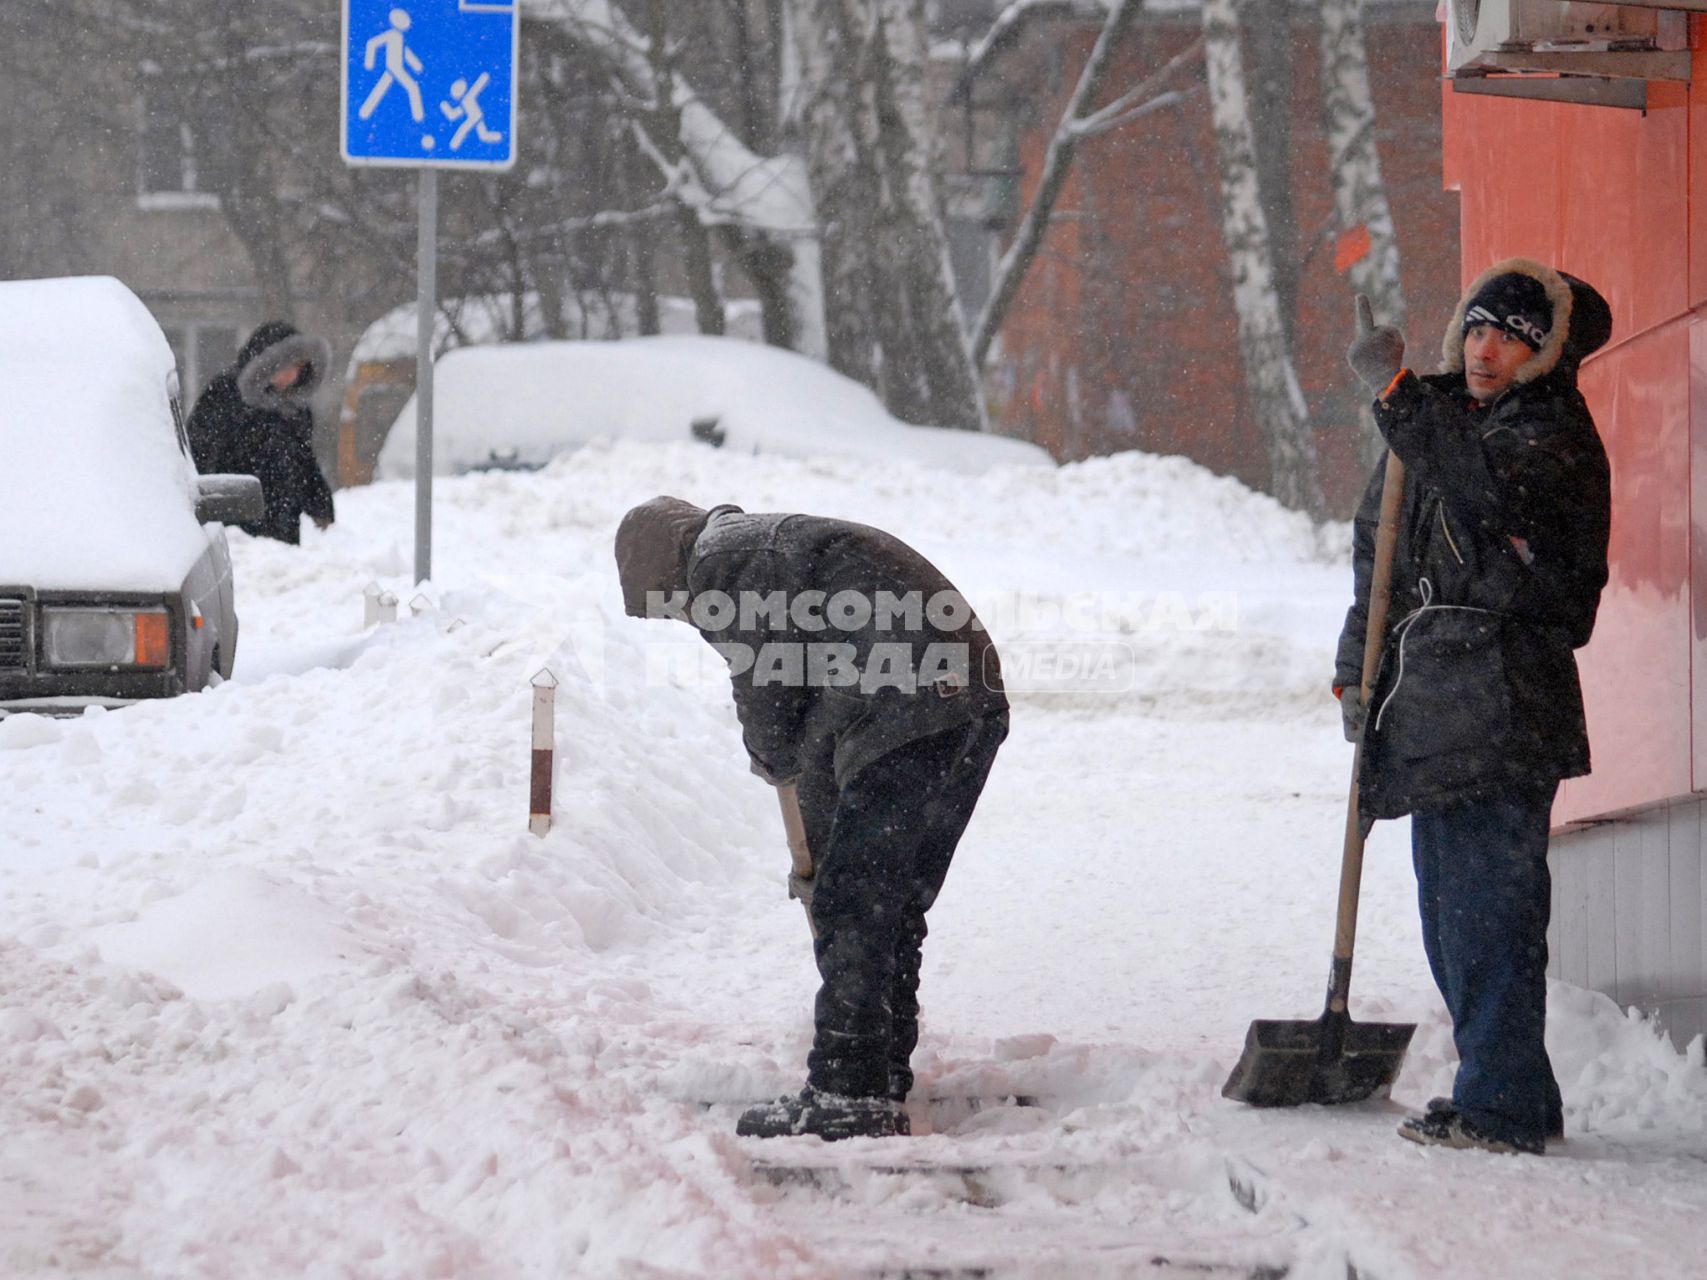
[1336,263,1613,819]
[617,499,1006,787]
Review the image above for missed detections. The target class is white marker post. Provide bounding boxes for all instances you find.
[529,668,558,836]
[363,581,383,628]
[378,591,399,624]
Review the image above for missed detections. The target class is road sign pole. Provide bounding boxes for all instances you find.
[343,0,517,583]
[415,167,436,585]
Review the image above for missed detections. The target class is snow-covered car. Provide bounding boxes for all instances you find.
[0,277,263,716]
[376,334,1054,480]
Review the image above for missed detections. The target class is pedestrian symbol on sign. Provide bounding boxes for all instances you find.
[359,9,426,124]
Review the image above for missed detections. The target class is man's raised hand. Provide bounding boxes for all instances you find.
[1346,293,1407,394]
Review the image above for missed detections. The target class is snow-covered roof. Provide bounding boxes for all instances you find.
[0,276,208,591]
[376,334,1052,479]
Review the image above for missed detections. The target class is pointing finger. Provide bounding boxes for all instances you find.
[1355,294,1374,335]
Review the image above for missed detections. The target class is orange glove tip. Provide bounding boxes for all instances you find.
[1379,368,1410,402]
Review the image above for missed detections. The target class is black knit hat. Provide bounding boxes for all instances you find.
[1461,271,1554,352]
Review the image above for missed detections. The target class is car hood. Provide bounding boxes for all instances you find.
[0,277,210,592]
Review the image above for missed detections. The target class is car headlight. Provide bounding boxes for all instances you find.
[41,608,170,670]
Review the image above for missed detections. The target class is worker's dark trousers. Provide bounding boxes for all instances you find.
[796,712,1007,1101]
[1412,782,1562,1148]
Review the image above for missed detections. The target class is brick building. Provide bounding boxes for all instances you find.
[954,0,1456,514]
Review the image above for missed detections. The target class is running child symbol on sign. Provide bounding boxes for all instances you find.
[441,73,503,150]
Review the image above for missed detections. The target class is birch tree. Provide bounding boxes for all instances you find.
[642,0,726,337]
[1319,0,1408,472]
[1244,0,1300,344]
[785,0,986,430]
[1202,0,1325,518]
[525,0,827,358]
[783,1,887,397]
[530,0,983,431]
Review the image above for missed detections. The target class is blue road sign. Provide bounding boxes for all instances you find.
[342,0,518,170]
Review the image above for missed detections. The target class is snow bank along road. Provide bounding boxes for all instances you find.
[2,443,1705,1279]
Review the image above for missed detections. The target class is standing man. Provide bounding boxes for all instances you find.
[1339,259,1613,1155]
[615,497,1008,1141]
[188,321,336,545]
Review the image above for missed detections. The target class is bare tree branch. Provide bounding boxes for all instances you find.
[970,0,1141,370]
[1070,35,1203,137]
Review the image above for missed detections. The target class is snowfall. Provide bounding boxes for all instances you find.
[4,342,1707,1280]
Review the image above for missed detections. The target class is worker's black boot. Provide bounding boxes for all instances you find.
[736,1087,909,1140]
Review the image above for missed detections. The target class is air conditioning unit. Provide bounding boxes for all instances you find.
[1448,0,1683,71]
[1445,0,1691,108]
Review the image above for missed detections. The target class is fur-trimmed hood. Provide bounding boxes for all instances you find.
[235,321,331,411]
[1439,257,1612,390]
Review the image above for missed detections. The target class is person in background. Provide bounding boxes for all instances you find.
[614,497,1008,1141]
[1338,260,1613,1155]
[188,321,335,545]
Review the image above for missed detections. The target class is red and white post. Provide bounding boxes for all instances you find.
[528,668,558,836]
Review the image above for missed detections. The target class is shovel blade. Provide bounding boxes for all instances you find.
[1221,1015,1415,1108]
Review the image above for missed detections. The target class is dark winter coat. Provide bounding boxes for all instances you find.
[187,321,335,544]
[615,497,1007,787]
[1336,259,1613,819]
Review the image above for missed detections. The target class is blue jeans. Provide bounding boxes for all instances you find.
[1412,785,1562,1147]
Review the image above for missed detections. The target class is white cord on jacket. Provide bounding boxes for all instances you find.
[1372,577,1500,733]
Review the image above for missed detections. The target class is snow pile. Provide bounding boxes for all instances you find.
[1547,983,1707,1137]
[377,336,1052,478]
[0,276,207,590]
[0,555,822,1274]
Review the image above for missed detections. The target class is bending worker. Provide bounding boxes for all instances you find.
[615,497,1008,1141]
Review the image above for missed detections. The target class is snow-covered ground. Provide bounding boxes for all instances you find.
[3,439,1705,1279]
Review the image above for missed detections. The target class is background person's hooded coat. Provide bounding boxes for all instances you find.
[1336,259,1613,819]
[187,321,336,545]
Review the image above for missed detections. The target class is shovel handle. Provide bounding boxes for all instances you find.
[776,781,813,880]
[1358,451,1407,713]
[776,782,818,940]
[1330,449,1406,1011]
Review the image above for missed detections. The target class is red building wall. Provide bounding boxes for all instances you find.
[987,8,1460,515]
[1443,40,1707,826]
